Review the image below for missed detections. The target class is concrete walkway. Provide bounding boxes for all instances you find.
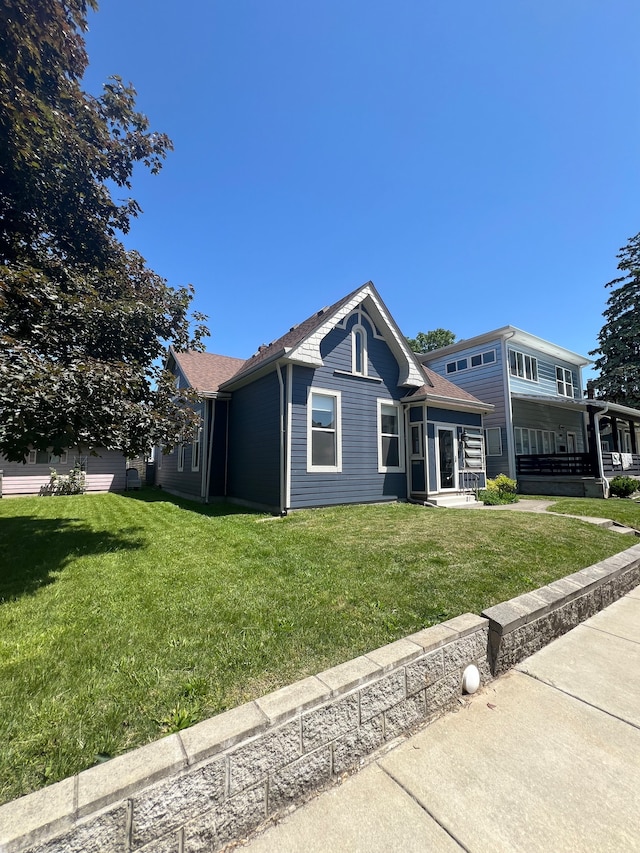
[470,498,638,534]
[236,587,640,852]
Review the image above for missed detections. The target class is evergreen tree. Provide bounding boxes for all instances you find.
[591,234,640,408]
[0,0,208,462]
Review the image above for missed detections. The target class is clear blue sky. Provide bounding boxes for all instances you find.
[83,1,640,382]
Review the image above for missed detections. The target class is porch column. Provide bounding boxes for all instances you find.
[611,415,620,452]
[586,407,600,476]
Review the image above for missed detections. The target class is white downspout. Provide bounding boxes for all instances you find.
[276,363,287,515]
[593,403,610,494]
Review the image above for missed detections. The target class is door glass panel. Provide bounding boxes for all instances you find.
[438,429,455,489]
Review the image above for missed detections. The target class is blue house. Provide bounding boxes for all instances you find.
[421,326,640,497]
[156,282,492,512]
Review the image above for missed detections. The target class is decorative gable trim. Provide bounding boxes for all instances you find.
[286,283,424,388]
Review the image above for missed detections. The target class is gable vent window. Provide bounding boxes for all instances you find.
[556,366,574,398]
[352,324,367,375]
[509,350,538,382]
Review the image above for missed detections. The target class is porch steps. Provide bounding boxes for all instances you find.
[427,494,483,509]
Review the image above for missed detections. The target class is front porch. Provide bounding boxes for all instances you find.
[601,451,640,479]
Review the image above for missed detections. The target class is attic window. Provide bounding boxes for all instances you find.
[352,324,367,375]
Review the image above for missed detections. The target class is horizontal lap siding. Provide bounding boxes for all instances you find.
[508,346,580,401]
[425,342,509,478]
[1,450,126,495]
[156,403,204,500]
[227,372,280,510]
[289,314,407,509]
[511,399,586,452]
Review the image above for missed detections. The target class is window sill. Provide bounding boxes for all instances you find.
[333,370,382,383]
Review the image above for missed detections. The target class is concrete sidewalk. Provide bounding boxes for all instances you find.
[237,586,640,853]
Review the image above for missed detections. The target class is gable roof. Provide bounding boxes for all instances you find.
[404,366,493,412]
[170,349,245,394]
[222,281,425,389]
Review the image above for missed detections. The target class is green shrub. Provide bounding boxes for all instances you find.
[609,476,638,499]
[480,473,519,505]
[40,466,86,496]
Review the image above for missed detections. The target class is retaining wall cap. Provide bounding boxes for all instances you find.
[365,638,423,670]
[317,655,382,696]
[532,585,569,607]
[255,676,331,725]
[508,591,552,620]
[481,598,532,634]
[440,613,488,636]
[546,577,583,599]
[407,623,456,651]
[179,701,268,766]
[77,732,185,818]
[604,551,639,570]
[0,776,75,853]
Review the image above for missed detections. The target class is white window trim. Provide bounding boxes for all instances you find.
[555,366,574,398]
[377,399,405,473]
[351,323,368,376]
[446,349,496,375]
[177,442,185,472]
[27,449,68,465]
[509,349,538,383]
[191,427,201,472]
[485,427,502,457]
[307,389,342,473]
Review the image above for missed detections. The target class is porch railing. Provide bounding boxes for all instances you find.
[601,451,640,479]
[516,453,595,476]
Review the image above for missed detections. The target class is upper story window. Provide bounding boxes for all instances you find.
[556,366,574,398]
[308,390,342,472]
[352,324,368,375]
[446,349,496,374]
[509,350,538,382]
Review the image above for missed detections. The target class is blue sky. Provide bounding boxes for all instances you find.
[83,1,640,381]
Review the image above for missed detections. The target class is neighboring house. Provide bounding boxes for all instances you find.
[156,282,493,512]
[0,448,128,496]
[421,327,640,497]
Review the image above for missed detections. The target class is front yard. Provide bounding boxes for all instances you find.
[0,489,633,804]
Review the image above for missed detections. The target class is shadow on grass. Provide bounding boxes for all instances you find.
[119,487,260,518]
[0,517,144,601]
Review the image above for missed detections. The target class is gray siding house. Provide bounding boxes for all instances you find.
[421,327,640,497]
[156,282,493,512]
[0,448,127,496]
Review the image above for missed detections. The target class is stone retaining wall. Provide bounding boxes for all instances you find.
[482,542,640,674]
[0,614,490,853]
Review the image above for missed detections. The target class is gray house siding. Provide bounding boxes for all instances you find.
[156,402,204,500]
[227,371,281,511]
[209,400,229,498]
[511,399,585,453]
[288,313,407,509]
[506,344,580,400]
[425,341,509,478]
[1,449,127,495]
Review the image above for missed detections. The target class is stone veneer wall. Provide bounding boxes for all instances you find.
[1,614,490,853]
[3,542,639,853]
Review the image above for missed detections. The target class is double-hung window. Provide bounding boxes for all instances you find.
[308,391,341,471]
[177,442,185,472]
[556,366,574,398]
[378,400,404,472]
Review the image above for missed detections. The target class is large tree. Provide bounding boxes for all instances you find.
[591,234,640,409]
[406,328,456,354]
[0,0,207,462]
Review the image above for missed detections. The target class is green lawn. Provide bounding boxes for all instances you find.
[0,490,632,804]
[543,497,640,529]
